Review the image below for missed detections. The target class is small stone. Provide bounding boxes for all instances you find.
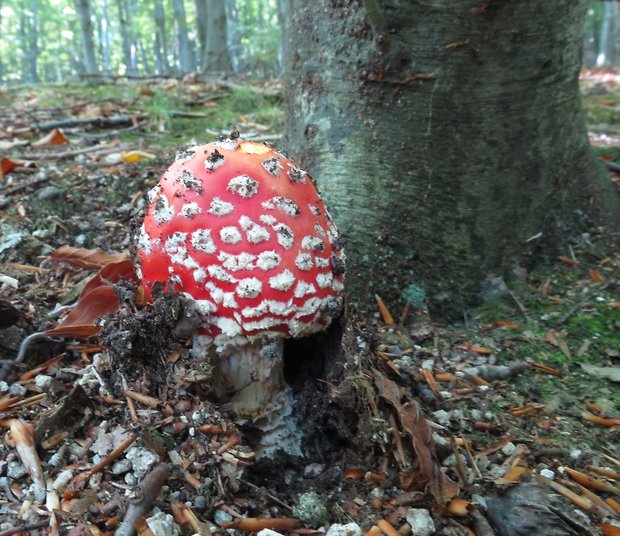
[325,522,362,536]
[500,442,516,456]
[569,449,582,460]
[7,462,27,479]
[146,512,181,536]
[258,530,285,536]
[304,463,325,478]
[292,491,329,528]
[52,470,74,490]
[37,186,66,201]
[0,381,8,393]
[74,234,87,247]
[34,375,53,389]
[432,410,451,426]
[405,508,435,536]
[126,447,159,478]
[193,495,208,512]
[214,509,233,526]
[111,459,132,475]
[539,469,555,479]
[8,383,26,396]
[469,409,482,421]
[124,472,137,486]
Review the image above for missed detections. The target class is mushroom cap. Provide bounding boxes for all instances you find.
[136,137,345,348]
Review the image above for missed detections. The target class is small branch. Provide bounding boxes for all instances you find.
[605,160,620,173]
[14,115,143,134]
[114,463,170,536]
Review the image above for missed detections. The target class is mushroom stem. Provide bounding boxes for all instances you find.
[194,336,303,458]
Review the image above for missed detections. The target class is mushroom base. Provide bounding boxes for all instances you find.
[193,335,303,458]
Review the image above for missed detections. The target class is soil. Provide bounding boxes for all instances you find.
[0,79,619,536]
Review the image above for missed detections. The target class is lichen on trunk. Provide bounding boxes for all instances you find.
[285,0,620,319]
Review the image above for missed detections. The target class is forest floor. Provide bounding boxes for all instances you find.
[0,73,618,536]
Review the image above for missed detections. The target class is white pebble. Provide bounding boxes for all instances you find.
[405,508,435,536]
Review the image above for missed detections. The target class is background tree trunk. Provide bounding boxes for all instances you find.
[101,0,111,75]
[116,0,137,76]
[195,0,208,69]
[204,0,230,72]
[172,0,195,73]
[75,0,98,73]
[285,0,620,319]
[153,0,170,75]
[597,2,616,67]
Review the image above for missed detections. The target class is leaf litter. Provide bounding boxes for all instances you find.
[0,80,619,535]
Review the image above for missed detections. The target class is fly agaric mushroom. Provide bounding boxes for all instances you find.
[136,134,345,457]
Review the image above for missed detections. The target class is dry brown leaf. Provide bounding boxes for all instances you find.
[373,370,459,503]
[50,246,130,270]
[32,127,69,146]
[0,156,36,178]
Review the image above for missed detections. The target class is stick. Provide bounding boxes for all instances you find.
[114,463,170,536]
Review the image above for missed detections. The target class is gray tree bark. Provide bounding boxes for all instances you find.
[101,0,111,75]
[204,0,230,72]
[172,0,195,73]
[285,0,620,319]
[75,0,98,73]
[153,0,170,75]
[596,2,616,67]
[116,0,137,75]
[194,0,208,69]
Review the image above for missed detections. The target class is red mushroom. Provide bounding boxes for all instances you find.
[136,134,345,457]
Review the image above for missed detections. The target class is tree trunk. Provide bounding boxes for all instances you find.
[194,0,208,69]
[276,0,287,73]
[75,0,98,73]
[117,0,137,75]
[204,0,230,72]
[172,0,195,73]
[597,2,616,67]
[101,0,111,75]
[225,0,240,73]
[153,0,170,75]
[285,0,620,320]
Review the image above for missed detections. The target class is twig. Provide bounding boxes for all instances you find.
[14,115,143,133]
[114,463,170,536]
[0,522,51,536]
[88,434,138,476]
[0,332,53,382]
[12,143,112,161]
[507,288,531,322]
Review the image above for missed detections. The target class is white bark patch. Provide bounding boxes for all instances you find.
[219,226,242,244]
[259,214,277,225]
[308,203,321,216]
[269,269,295,291]
[152,195,175,224]
[214,138,240,151]
[314,256,330,268]
[294,280,316,298]
[164,232,188,264]
[301,235,325,252]
[175,145,197,164]
[190,229,217,254]
[295,253,313,271]
[218,252,256,271]
[227,174,259,198]
[236,277,263,298]
[287,165,307,183]
[181,202,202,218]
[274,223,294,249]
[180,169,202,194]
[262,196,300,217]
[208,265,237,283]
[208,197,234,216]
[262,157,283,176]
[239,215,270,243]
[316,272,333,288]
[256,251,281,271]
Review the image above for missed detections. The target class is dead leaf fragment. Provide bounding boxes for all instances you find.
[32,127,69,146]
[50,246,130,270]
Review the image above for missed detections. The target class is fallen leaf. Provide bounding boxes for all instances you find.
[32,128,69,146]
[589,269,604,283]
[50,246,130,270]
[121,150,157,163]
[580,364,620,383]
[0,156,36,178]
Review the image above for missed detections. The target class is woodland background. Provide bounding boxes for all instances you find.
[0,1,620,84]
